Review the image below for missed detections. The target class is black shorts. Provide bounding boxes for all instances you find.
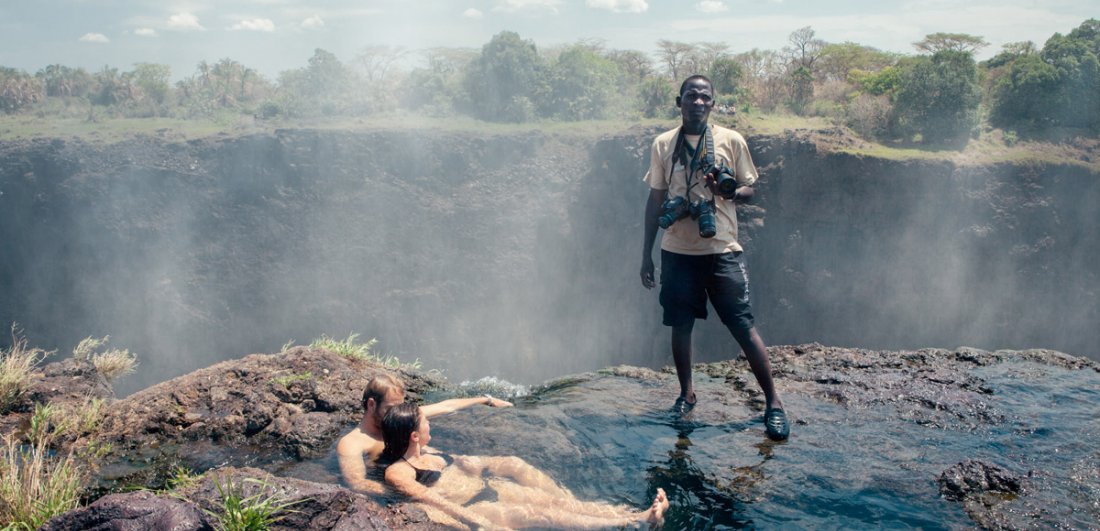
[659,250,755,331]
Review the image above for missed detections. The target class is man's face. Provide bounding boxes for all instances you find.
[678,78,714,127]
[371,389,404,426]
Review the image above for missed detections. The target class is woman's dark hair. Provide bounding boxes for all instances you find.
[380,402,421,463]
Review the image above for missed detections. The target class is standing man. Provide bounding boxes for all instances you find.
[639,75,789,441]
[336,373,512,493]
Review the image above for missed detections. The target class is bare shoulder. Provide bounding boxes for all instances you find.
[336,428,376,456]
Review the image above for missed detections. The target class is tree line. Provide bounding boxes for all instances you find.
[1,19,1096,145]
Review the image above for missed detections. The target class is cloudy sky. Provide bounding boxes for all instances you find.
[0,0,1094,81]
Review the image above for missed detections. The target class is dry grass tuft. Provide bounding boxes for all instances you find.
[1,326,47,414]
[72,336,138,382]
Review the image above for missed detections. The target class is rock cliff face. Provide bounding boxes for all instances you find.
[0,129,1096,394]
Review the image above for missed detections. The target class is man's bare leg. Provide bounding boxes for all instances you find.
[730,327,782,410]
[672,322,696,405]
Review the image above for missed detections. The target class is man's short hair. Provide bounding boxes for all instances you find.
[362,373,405,411]
[679,75,713,97]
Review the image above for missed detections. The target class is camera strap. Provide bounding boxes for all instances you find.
[669,124,714,199]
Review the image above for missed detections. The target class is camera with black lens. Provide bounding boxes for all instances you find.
[710,164,738,198]
[657,196,690,229]
[690,199,717,238]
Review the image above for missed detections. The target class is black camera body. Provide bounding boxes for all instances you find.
[691,199,717,238]
[659,195,717,238]
[657,196,690,229]
[710,164,738,198]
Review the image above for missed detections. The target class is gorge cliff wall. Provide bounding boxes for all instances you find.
[0,128,1095,393]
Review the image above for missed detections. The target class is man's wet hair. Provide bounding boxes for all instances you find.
[362,373,405,411]
[679,75,713,97]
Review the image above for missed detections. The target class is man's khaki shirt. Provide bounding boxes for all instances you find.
[643,125,758,255]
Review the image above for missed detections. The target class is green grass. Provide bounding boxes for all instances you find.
[2,111,1094,171]
[270,372,314,389]
[203,476,302,531]
[0,436,84,530]
[165,466,202,492]
[307,333,421,370]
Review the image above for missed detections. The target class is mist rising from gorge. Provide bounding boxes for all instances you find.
[0,130,1095,395]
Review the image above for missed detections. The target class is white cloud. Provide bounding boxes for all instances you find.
[493,0,561,13]
[302,15,324,29]
[463,8,484,19]
[79,32,109,43]
[696,1,728,13]
[134,28,158,37]
[167,12,204,31]
[230,18,276,31]
[587,0,648,13]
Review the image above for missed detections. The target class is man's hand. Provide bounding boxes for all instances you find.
[640,257,656,289]
[485,395,513,408]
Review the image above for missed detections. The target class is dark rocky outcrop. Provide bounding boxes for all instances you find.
[88,347,444,489]
[939,459,1025,502]
[40,490,213,531]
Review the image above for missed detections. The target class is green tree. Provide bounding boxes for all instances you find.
[639,75,674,118]
[913,33,989,54]
[36,64,93,98]
[0,67,44,113]
[989,19,1100,131]
[1039,19,1100,129]
[463,31,547,122]
[656,40,695,80]
[893,50,982,144]
[990,55,1060,129]
[404,47,476,115]
[276,49,356,116]
[708,57,743,98]
[784,26,824,115]
[818,42,897,82]
[131,63,171,104]
[545,45,621,120]
[850,66,901,96]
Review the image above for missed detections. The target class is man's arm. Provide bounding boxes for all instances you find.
[640,187,664,290]
[420,396,513,418]
[336,436,385,495]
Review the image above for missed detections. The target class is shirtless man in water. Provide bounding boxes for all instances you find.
[336,373,512,494]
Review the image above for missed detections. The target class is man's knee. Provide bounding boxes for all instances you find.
[727,323,754,345]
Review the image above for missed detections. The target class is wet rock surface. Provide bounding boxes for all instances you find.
[26,342,1100,529]
[421,343,1100,530]
[938,459,1025,501]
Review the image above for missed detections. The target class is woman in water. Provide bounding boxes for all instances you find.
[381,402,668,530]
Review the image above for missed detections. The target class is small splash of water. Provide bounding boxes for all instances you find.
[451,376,532,399]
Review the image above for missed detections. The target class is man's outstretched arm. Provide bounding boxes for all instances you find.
[420,396,513,418]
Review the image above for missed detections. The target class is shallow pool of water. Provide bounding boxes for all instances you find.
[274,359,1099,529]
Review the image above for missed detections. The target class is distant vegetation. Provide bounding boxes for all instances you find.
[0,19,1097,147]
